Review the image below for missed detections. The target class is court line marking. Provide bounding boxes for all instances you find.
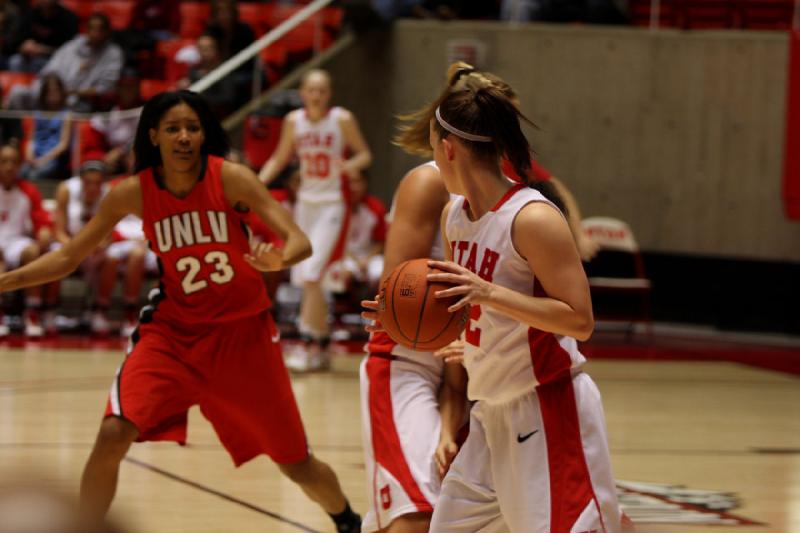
[123,456,322,533]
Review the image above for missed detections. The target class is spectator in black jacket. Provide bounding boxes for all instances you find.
[8,0,78,73]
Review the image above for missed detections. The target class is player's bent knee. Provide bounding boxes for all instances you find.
[277,456,317,485]
[20,244,41,263]
[95,417,138,455]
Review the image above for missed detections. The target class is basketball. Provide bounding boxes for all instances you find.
[377,258,469,351]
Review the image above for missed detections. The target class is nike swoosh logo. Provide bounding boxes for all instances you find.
[517,430,539,443]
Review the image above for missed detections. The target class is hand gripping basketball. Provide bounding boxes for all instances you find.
[370,258,469,351]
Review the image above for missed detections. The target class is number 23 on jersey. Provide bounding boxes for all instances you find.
[177,251,234,295]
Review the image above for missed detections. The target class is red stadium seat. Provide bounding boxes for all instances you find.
[629,0,678,27]
[238,2,268,37]
[677,0,739,29]
[139,79,174,101]
[738,0,794,30]
[95,0,136,30]
[243,115,283,169]
[179,2,211,39]
[156,39,195,83]
[0,71,36,104]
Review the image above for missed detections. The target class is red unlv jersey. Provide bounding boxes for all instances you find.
[139,155,270,324]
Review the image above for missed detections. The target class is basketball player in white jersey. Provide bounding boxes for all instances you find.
[0,143,55,337]
[52,160,120,335]
[413,70,624,532]
[259,69,372,372]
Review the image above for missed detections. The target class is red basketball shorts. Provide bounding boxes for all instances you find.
[105,311,308,466]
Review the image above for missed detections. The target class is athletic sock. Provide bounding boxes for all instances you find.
[329,501,361,533]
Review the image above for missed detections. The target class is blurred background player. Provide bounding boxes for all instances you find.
[52,160,119,335]
[0,142,54,337]
[259,69,372,372]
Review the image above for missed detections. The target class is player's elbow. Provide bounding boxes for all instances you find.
[572,312,594,342]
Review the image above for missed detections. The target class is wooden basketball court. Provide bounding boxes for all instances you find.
[0,333,797,532]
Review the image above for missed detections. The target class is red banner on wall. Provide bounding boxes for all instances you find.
[784,30,800,219]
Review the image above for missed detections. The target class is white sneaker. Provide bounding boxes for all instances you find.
[285,347,312,372]
[307,350,331,372]
[0,323,9,337]
[24,314,44,338]
[120,320,137,338]
[91,311,111,335]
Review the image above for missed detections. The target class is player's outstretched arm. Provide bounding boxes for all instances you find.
[222,161,312,269]
[0,177,137,293]
[339,110,372,177]
[257,114,296,186]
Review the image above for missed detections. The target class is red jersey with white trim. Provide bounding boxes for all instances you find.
[293,107,347,203]
[139,155,270,324]
[0,180,51,240]
[445,185,586,404]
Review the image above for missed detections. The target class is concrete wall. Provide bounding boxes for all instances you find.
[325,20,799,262]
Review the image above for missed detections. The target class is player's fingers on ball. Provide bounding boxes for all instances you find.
[448,298,469,312]
[361,299,379,310]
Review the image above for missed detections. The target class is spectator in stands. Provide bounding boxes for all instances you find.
[177,34,236,120]
[116,0,181,73]
[7,13,123,112]
[21,73,72,182]
[0,143,54,337]
[85,77,142,176]
[8,0,78,74]
[204,0,256,106]
[52,160,119,335]
[0,0,23,70]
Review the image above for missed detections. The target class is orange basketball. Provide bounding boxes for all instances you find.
[377,258,469,351]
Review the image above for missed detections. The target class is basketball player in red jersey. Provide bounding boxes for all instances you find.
[0,91,362,532]
[259,69,372,372]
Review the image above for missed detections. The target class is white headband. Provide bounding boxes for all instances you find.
[435,106,492,143]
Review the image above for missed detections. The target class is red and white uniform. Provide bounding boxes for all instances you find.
[106,156,308,465]
[105,177,158,271]
[360,162,460,532]
[430,185,622,532]
[0,180,50,268]
[290,107,350,288]
[325,195,387,292]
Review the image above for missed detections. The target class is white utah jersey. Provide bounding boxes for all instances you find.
[445,185,586,404]
[0,181,44,241]
[293,107,347,203]
[65,176,107,236]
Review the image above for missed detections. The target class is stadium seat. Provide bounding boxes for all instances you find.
[179,2,211,39]
[738,0,794,30]
[677,0,739,29]
[582,217,653,336]
[155,39,195,83]
[139,79,174,101]
[243,115,283,169]
[238,2,268,37]
[629,0,678,27]
[95,0,136,30]
[0,72,36,104]
[61,0,95,32]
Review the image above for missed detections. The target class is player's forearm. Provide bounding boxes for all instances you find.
[0,249,77,292]
[258,159,283,186]
[346,150,372,173]
[484,284,594,341]
[438,380,467,443]
[280,230,312,267]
